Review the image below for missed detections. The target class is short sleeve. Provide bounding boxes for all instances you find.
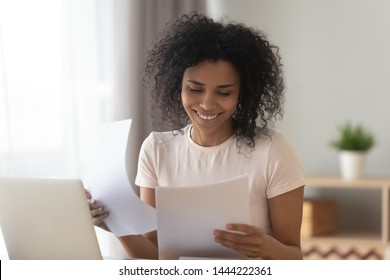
[135,133,159,189]
[265,131,305,198]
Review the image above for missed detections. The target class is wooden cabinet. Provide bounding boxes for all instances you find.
[302,176,390,259]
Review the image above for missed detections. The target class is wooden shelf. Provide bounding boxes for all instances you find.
[302,175,390,259]
[305,176,390,189]
[302,231,381,244]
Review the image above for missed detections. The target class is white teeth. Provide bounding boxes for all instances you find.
[197,112,218,120]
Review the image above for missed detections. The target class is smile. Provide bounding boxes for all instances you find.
[196,111,219,120]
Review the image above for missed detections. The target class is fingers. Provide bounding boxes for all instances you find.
[89,200,108,223]
[87,196,99,210]
[85,190,109,227]
[92,209,109,226]
[226,223,260,235]
[91,204,106,218]
[214,224,263,241]
[85,189,92,199]
[214,224,266,258]
[91,204,109,227]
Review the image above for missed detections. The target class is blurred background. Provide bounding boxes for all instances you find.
[1,0,389,259]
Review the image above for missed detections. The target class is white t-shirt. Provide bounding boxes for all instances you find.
[135,125,305,235]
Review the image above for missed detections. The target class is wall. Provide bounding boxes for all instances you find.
[207,0,390,231]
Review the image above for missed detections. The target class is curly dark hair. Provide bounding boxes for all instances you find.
[144,12,284,148]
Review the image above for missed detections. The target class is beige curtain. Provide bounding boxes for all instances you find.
[108,0,206,185]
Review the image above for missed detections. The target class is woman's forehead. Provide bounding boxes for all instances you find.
[183,60,240,85]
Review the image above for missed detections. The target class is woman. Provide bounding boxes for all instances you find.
[89,12,305,260]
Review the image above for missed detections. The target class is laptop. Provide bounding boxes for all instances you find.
[0,177,102,260]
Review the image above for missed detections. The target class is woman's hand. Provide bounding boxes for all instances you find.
[85,189,110,232]
[213,224,269,259]
[214,188,305,260]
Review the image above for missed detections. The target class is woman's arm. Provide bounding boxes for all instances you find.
[261,185,304,259]
[214,186,304,259]
[118,187,159,259]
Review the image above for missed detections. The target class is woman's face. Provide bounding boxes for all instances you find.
[181,60,240,146]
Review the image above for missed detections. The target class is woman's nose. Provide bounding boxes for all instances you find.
[199,92,216,110]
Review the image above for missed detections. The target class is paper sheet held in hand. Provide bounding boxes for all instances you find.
[156,174,250,260]
[84,119,157,236]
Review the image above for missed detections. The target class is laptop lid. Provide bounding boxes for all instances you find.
[0,177,102,260]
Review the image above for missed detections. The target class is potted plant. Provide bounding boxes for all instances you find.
[330,122,375,180]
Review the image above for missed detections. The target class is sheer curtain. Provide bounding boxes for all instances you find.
[0,0,205,259]
[0,0,118,257]
[0,0,116,178]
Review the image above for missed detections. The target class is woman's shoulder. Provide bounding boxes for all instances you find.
[243,128,295,157]
[268,128,290,142]
[143,125,190,146]
[258,128,299,159]
[253,127,289,145]
[268,128,294,146]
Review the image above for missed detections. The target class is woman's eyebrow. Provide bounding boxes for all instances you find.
[187,79,236,88]
[187,79,205,86]
[216,84,235,89]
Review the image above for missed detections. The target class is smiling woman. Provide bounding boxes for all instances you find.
[89,12,305,260]
[181,60,240,147]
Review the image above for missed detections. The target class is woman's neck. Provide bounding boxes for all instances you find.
[190,125,235,147]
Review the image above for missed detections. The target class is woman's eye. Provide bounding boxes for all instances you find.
[218,92,230,97]
[189,88,203,93]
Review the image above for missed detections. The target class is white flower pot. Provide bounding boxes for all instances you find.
[339,151,367,180]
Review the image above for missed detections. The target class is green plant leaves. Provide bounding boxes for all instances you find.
[330,122,375,151]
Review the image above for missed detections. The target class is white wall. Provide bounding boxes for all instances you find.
[207,0,390,231]
[208,0,390,176]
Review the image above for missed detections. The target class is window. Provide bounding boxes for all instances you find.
[0,0,114,178]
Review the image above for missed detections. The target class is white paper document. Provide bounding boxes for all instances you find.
[84,119,157,236]
[156,175,250,260]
